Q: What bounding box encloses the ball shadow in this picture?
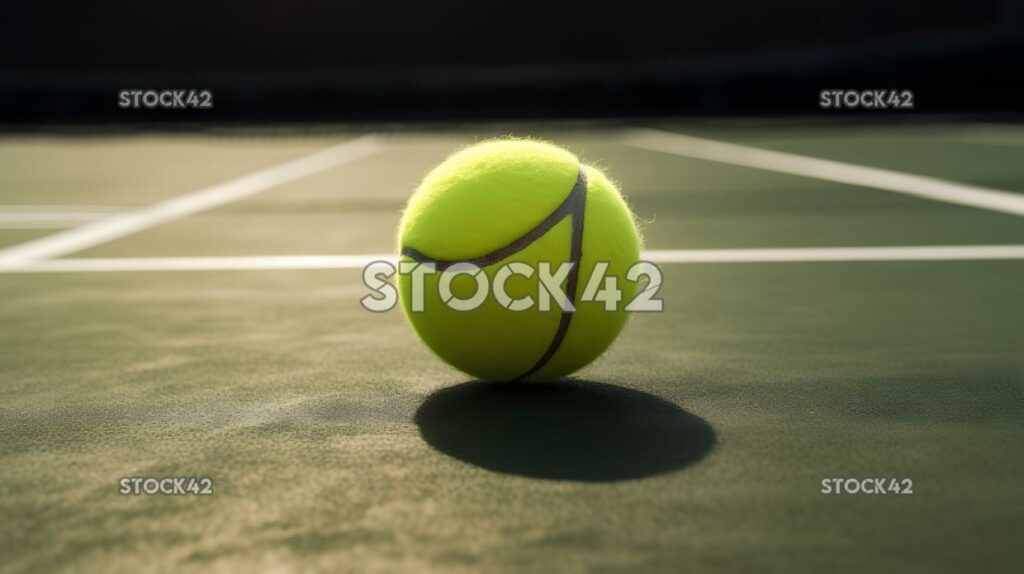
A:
[414,379,716,482]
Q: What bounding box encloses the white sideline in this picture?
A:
[0,135,383,269]
[2,246,1023,273]
[623,128,1024,217]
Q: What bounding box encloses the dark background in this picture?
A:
[0,0,1021,123]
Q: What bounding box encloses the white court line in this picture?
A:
[643,245,1024,263]
[623,128,1024,217]
[0,223,99,230]
[0,135,384,270]
[0,211,124,229]
[0,202,128,209]
[0,205,127,212]
[950,136,1024,148]
[4,255,392,273]
[0,212,121,221]
[3,246,1023,273]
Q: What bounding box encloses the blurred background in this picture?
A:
[0,0,1021,124]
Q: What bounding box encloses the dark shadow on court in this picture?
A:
[415,379,716,482]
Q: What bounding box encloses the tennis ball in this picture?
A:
[397,139,641,381]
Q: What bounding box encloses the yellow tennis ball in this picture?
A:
[397,139,641,381]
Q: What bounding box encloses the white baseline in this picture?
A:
[3,245,1023,273]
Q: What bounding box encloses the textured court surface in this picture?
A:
[1,122,1022,573]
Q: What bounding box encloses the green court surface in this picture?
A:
[0,122,1022,573]
[0,229,55,249]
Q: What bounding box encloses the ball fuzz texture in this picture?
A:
[398,139,641,381]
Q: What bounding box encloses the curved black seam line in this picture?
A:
[401,167,588,381]
[514,168,587,381]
